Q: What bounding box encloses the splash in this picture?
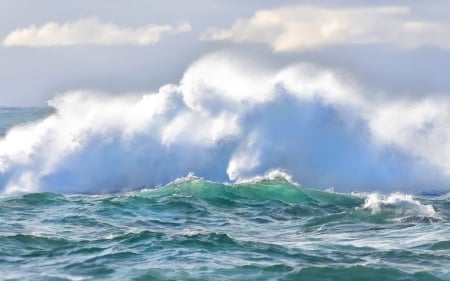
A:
[1,51,450,194]
[362,192,437,219]
[235,169,299,186]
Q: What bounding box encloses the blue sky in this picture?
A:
[1,0,450,193]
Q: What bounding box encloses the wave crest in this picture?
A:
[235,169,299,185]
[362,192,438,220]
[1,52,450,194]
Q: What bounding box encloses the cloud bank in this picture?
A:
[0,51,449,194]
[3,18,191,47]
[203,5,450,51]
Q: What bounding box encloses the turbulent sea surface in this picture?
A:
[1,180,450,281]
[1,108,450,280]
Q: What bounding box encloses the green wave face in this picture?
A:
[1,180,449,281]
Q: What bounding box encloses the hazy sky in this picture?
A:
[0,0,291,106]
[1,0,449,106]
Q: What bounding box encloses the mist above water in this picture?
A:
[1,51,449,194]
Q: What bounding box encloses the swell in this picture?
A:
[141,177,361,205]
[1,180,449,280]
[2,178,445,224]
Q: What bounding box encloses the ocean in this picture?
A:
[0,108,449,280]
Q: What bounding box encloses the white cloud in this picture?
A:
[202,5,450,51]
[3,18,191,47]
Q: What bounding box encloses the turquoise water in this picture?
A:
[1,179,449,280]
[0,108,450,280]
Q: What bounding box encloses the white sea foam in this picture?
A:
[362,192,437,218]
[1,51,450,194]
[236,169,299,186]
[167,172,204,186]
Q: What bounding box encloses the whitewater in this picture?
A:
[0,108,449,281]
[2,52,450,195]
[1,53,450,280]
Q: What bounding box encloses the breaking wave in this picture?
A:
[1,51,450,194]
[361,192,439,222]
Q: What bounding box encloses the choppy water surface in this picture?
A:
[1,179,449,281]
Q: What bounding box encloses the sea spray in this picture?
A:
[2,53,450,194]
[363,192,437,217]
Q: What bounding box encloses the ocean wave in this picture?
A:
[2,178,445,225]
[361,192,439,222]
[1,181,448,281]
[136,177,362,210]
[235,169,299,186]
[1,52,449,194]
[437,192,450,200]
